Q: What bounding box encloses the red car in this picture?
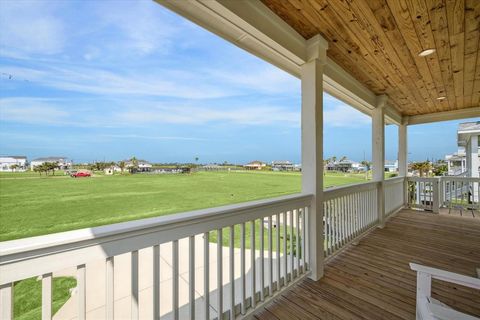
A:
[71,172,91,178]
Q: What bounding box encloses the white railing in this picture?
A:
[407,177,439,212]
[384,177,405,217]
[0,193,312,320]
[323,181,380,258]
[407,176,480,213]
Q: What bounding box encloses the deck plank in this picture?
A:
[254,209,480,319]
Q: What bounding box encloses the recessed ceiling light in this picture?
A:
[437,96,446,100]
[419,49,436,57]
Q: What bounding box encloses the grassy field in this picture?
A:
[14,277,76,320]
[0,170,367,241]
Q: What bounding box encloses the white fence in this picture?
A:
[407,176,480,213]
[0,194,311,320]
[324,181,378,258]
[384,177,405,217]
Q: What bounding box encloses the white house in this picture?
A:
[30,157,71,170]
[271,160,294,171]
[384,160,398,172]
[326,159,363,172]
[0,156,27,172]
[445,121,479,177]
[124,159,153,172]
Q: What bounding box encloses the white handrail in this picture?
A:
[0,193,312,284]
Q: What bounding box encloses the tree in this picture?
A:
[433,161,448,176]
[411,161,432,177]
[9,164,19,172]
[118,161,126,173]
[339,156,347,162]
[129,157,139,173]
[331,156,337,163]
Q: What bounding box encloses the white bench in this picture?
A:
[410,263,480,320]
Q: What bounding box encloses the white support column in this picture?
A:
[398,120,408,207]
[470,135,479,203]
[470,135,479,178]
[372,95,387,227]
[301,34,328,281]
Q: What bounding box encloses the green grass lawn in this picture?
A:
[0,171,366,241]
[14,277,76,320]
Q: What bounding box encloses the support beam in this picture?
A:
[406,107,480,125]
[301,34,328,281]
[398,121,408,206]
[372,95,387,227]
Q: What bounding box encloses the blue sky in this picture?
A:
[0,0,477,164]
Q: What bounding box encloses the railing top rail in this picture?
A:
[0,193,312,257]
[384,176,405,185]
[407,176,480,182]
[324,180,379,201]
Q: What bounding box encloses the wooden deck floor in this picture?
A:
[254,209,480,320]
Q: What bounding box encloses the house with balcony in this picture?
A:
[1,1,479,320]
[446,121,480,177]
[244,160,266,170]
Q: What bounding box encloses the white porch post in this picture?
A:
[372,96,387,227]
[398,121,408,206]
[470,135,479,178]
[301,34,328,281]
[470,135,479,203]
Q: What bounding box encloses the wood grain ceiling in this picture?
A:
[261,0,480,117]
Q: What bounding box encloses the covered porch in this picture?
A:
[1,0,479,320]
[255,209,480,319]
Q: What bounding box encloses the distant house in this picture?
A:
[0,156,27,172]
[244,160,266,170]
[104,166,122,175]
[30,157,71,170]
[124,159,153,172]
[271,160,294,171]
[326,159,363,172]
[384,160,399,172]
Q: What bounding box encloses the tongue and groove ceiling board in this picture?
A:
[261,0,480,117]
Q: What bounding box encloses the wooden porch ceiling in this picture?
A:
[254,210,480,319]
[261,0,480,117]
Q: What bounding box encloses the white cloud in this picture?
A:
[0,97,300,127]
[0,1,65,56]
[0,98,70,125]
[324,104,370,127]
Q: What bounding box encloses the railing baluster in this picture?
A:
[250,220,256,309]
[229,226,235,320]
[77,264,86,320]
[0,283,14,320]
[42,273,52,320]
[106,257,114,320]
[131,250,139,320]
[189,236,195,320]
[153,245,160,320]
[268,215,273,295]
[240,223,246,314]
[289,210,294,279]
[305,206,310,269]
[217,228,223,319]
[301,208,306,272]
[172,241,179,320]
[259,218,265,302]
[295,209,300,276]
[275,213,281,288]
[283,212,288,285]
[204,232,210,320]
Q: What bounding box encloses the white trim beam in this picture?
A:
[407,107,480,125]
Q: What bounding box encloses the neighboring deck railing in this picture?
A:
[0,177,411,320]
[407,176,480,213]
[0,194,312,320]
